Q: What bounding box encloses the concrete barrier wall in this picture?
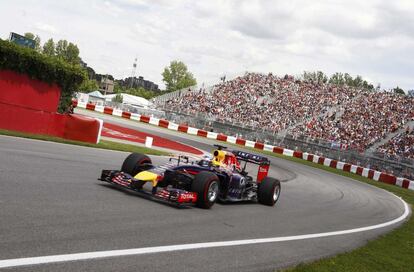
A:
[0,70,102,144]
[0,70,61,112]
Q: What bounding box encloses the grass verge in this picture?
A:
[0,129,169,156]
[257,150,413,272]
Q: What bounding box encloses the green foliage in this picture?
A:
[328,72,346,85]
[162,60,197,92]
[24,32,41,52]
[113,81,123,93]
[128,87,158,99]
[24,32,35,40]
[112,93,123,103]
[302,71,328,84]
[42,38,55,56]
[34,36,41,52]
[329,72,374,90]
[56,40,80,65]
[393,86,405,95]
[55,39,68,57]
[302,71,374,91]
[65,42,80,64]
[78,79,99,93]
[0,39,86,113]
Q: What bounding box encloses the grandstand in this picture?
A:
[377,128,414,159]
[154,72,414,178]
[159,73,362,132]
[290,91,414,150]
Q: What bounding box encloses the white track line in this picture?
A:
[0,195,409,269]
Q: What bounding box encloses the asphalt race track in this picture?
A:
[0,116,409,272]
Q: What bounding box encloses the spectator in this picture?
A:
[377,129,414,159]
[160,72,414,154]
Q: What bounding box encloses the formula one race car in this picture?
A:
[99,145,281,209]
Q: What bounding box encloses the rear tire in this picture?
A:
[191,171,219,209]
[121,153,152,176]
[258,177,281,206]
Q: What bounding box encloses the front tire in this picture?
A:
[121,153,152,176]
[191,171,220,209]
[258,177,281,206]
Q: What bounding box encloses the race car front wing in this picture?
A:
[99,170,198,206]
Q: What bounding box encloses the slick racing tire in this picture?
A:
[121,153,152,176]
[192,171,220,209]
[258,177,281,206]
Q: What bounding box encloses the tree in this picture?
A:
[344,73,353,86]
[353,75,363,88]
[393,86,405,95]
[66,42,80,64]
[78,79,99,93]
[127,87,154,99]
[24,32,35,40]
[302,71,312,82]
[56,39,68,58]
[34,36,41,52]
[113,82,124,93]
[24,32,41,51]
[162,60,197,92]
[362,80,374,91]
[302,71,328,84]
[112,93,123,103]
[55,40,80,64]
[43,38,55,56]
[316,71,328,84]
[329,72,345,85]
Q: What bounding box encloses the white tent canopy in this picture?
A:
[87,90,105,98]
[104,93,153,108]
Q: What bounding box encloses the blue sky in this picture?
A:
[1,0,413,90]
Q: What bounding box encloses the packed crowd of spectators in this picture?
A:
[164,73,361,132]
[161,72,414,155]
[377,128,414,159]
[290,92,414,150]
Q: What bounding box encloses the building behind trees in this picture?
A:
[117,76,159,91]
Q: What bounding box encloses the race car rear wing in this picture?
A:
[231,150,270,166]
[232,150,270,182]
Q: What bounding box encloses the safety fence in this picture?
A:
[158,108,414,180]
